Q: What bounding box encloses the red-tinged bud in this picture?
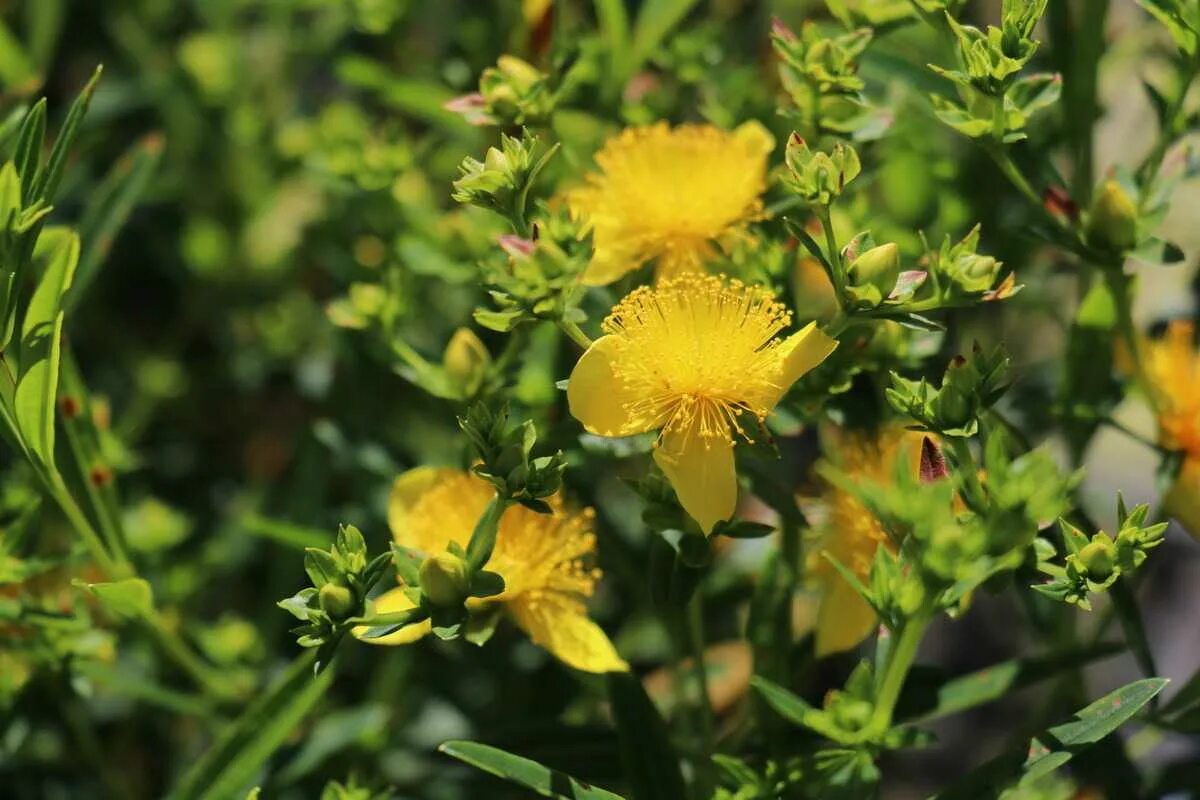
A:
[920,437,949,483]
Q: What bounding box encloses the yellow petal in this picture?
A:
[508,594,628,673]
[352,587,431,646]
[388,466,450,547]
[653,428,736,534]
[567,335,654,437]
[733,120,776,157]
[814,575,878,657]
[765,322,838,407]
[581,244,643,286]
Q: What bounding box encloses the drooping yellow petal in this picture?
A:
[352,587,431,646]
[764,322,838,407]
[508,593,627,673]
[653,427,737,534]
[814,570,878,657]
[567,335,655,437]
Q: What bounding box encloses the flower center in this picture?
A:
[603,274,792,445]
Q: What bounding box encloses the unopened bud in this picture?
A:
[1087,180,1138,253]
[420,551,471,607]
[318,582,356,621]
[845,242,901,308]
[1078,537,1115,580]
[443,328,491,396]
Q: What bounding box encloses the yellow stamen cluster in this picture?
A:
[567,122,773,284]
[806,430,916,581]
[401,471,601,605]
[1145,320,1200,456]
[601,274,793,447]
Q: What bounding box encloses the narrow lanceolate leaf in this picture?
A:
[932,678,1168,800]
[439,741,625,800]
[606,672,686,800]
[15,228,79,468]
[166,651,333,800]
[13,98,47,197]
[750,675,847,742]
[31,64,102,204]
[896,641,1125,723]
[70,132,164,311]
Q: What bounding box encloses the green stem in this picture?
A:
[144,614,242,702]
[1104,269,1155,409]
[465,494,512,572]
[558,318,593,350]
[947,437,987,513]
[1110,578,1159,691]
[685,593,714,748]
[61,412,130,566]
[46,472,125,577]
[865,612,930,738]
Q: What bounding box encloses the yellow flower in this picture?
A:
[356,467,627,673]
[566,122,774,286]
[1144,320,1200,538]
[568,274,837,533]
[804,428,923,657]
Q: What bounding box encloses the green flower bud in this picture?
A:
[420,551,471,607]
[1078,536,1115,580]
[845,242,901,308]
[318,582,356,621]
[831,697,873,731]
[1087,180,1138,253]
[443,328,491,397]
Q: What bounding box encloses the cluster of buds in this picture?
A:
[473,212,589,334]
[278,525,393,670]
[458,402,566,511]
[886,344,1010,437]
[938,1,1046,95]
[842,235,902,310]
[1035,502,1167,609]
[388,538,506,642]
[927,1,1060,142]
[771,19,875,135]
[446,56,555,127]
[780,135,861,205]
[451,132,540,218]
[924,225,1011,300]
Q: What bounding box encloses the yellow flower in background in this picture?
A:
[1144,320,1200,538]
[356,467,627,673]
[566,122,774,286]
[804,428,923,657]
[568,274,837,533]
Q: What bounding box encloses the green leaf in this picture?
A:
[15,228,79,468]
[69,132,163,311]
[78,577,154,620]
[896,641,1124,722]
[13,99,45,198]
[750,675,848,742]
[166,651,334,800]
[606,671,686,800]
[439,740,625,800]
[31,64,101,204]
[932,678,1168,800]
